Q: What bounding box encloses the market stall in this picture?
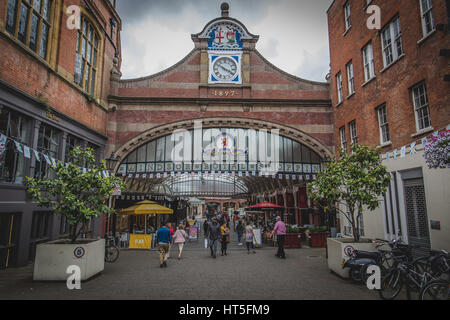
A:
[245,202,284,247]
[119,200,173,249]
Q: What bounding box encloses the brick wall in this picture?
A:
[328,0,450,153]
[0,0,121,135]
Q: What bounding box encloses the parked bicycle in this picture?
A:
[105,235,120,263]
[378,249,449,300]
[419,250,449,300]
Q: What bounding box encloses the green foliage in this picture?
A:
[25,146,126,243]
[307,144,390,242]
[286,225,300,233]
[310,226,328,233]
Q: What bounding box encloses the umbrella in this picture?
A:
[119,200,173,215]
[246,202,284,209]
[119,200,173,232]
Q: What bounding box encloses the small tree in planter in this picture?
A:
[307,144,390,243]
[26,147,126,281]
[25,147,126,244]
[424,129,449,169]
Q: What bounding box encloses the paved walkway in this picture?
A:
[0,222,383,300]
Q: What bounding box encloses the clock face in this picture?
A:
[212,57,238,81]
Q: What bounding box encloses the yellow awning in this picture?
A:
[119,200,173,215]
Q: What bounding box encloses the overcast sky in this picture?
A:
[116,0,333,82]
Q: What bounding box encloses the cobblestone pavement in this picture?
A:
[0,223,386,300]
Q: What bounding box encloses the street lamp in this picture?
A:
[104,152,120,239]
[105,152,120,173]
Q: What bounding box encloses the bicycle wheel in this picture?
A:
[378,269,402,300]
[105,245,120,263]
[420,280,449,300]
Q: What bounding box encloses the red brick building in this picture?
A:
[0,0,121,268]
[327,0,450,252]
[107,4,335,231]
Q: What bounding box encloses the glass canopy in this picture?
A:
[117,127,322,175]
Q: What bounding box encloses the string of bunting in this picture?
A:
[0,133,111,178]
[383,131,440,162]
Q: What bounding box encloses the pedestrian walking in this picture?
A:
[207,218,220,258]
[244,224,257,254]
[167,223,175,258]
[220,222,230,256]
[236,220,244,245]
[173,224,187,259]
[273,216,286,259]
[156,223,172,268]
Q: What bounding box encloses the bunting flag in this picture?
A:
[245,171,249,177]
[421,137,427,146]
[410,142,417,155]
[292,174,296,180]
[252,171,256,176]
[43,154,51,165]
[14,141,23,153]
[393,149,398,160]
[385,152,390,162]
[0,134,7,157]
[51,157,57,168]
[23,146,31,159]
[400,146,406,158]
[33,149,40,162]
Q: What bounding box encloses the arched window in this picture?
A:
[5,0,53,59]
[74,15,99,94]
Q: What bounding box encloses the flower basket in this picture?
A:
[424,130,450,169]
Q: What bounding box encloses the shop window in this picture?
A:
[6,0,53,60]
[35,124,59,179]
[74,16,99,95]
[64,134,83,163]
[0,105,30,184]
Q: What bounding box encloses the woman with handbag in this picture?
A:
[220,222,230,256]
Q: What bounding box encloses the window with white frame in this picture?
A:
[344,2,351,31]
[346,61,354,95]
[336,72,343,104]
[419,0,435,36]
[349,120,357,145]
[339,126,347,152]
[377,104,391,144]
[381,17,403,67]
[412,82,431,131]
[362,43,375,82]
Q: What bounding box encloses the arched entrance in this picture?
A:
[111,118,331,228]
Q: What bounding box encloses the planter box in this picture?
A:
[33,239,105,281]
[311,232,327,248]
[284,233,302,249]
[327,237,376,278]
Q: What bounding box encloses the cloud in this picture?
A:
[117,0,332,81]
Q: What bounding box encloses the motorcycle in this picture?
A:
[342,238,403,283]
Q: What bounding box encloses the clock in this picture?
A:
[209,53,242,84]
[213,57,237,81]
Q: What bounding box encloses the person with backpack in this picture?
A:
[172,224,187,259]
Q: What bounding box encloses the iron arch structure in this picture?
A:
[114,118,330,198]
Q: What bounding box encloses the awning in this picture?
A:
[119,200,173,215]
[246,202,284,209]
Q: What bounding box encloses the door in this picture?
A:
[403,178,431,257]
[0,213,20,269]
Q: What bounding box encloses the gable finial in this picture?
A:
[221,2,229,17]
